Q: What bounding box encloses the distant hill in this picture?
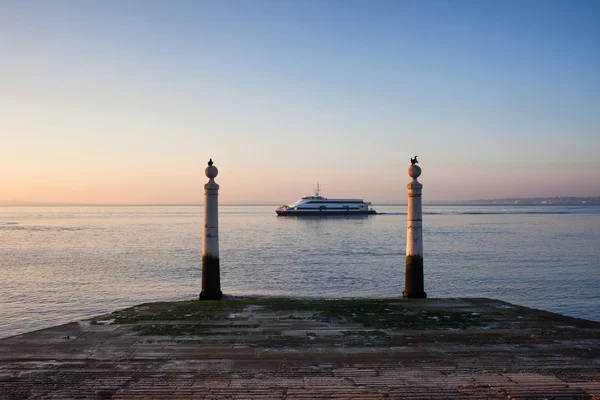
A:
[467,197,600,205]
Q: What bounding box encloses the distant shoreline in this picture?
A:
[1,198,599,207]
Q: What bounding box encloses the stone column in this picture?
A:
[200,159,223,300]
[403,158,427,299]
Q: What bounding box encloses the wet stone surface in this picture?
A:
[1,298,599,399]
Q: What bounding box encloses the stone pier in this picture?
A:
[1,298,599,399]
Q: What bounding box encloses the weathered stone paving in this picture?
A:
[1,298,599,399]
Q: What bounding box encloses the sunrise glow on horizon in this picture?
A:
[2,1,599,205]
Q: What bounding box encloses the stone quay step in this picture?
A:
[1,298,599,399]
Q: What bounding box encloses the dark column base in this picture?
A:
[200,255,222,301]
[199,290,223,300]
[402,290,427,299]
[403,255,427,299]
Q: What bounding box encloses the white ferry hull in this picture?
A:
[276,208,377,216]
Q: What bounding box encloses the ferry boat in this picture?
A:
[275,184,377,216]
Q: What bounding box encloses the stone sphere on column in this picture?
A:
[408,164,422,179]
[205,159,218,179]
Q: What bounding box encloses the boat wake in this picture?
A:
[375,212,406,216]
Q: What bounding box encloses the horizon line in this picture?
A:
[2,200,597,207]
[0,203,410,207]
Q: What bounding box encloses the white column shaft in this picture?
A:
[406,181,423,257]
[203,181,219,257]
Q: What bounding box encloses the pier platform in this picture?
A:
[1,298,599,399]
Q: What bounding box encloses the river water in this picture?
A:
[1,204,599,338]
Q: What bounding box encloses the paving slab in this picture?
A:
[1,297,599,399]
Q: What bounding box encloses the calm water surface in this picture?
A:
[1,205,599,338]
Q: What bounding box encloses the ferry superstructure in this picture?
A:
[275,184,376,216]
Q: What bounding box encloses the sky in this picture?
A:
[1,0,599,204]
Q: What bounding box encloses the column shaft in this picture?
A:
[200,166,223,300]
[404,167,426,299]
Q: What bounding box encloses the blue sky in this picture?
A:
[1,0,599,204]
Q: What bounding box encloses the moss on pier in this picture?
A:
[105,298,488,333]
[106,299,248,324]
